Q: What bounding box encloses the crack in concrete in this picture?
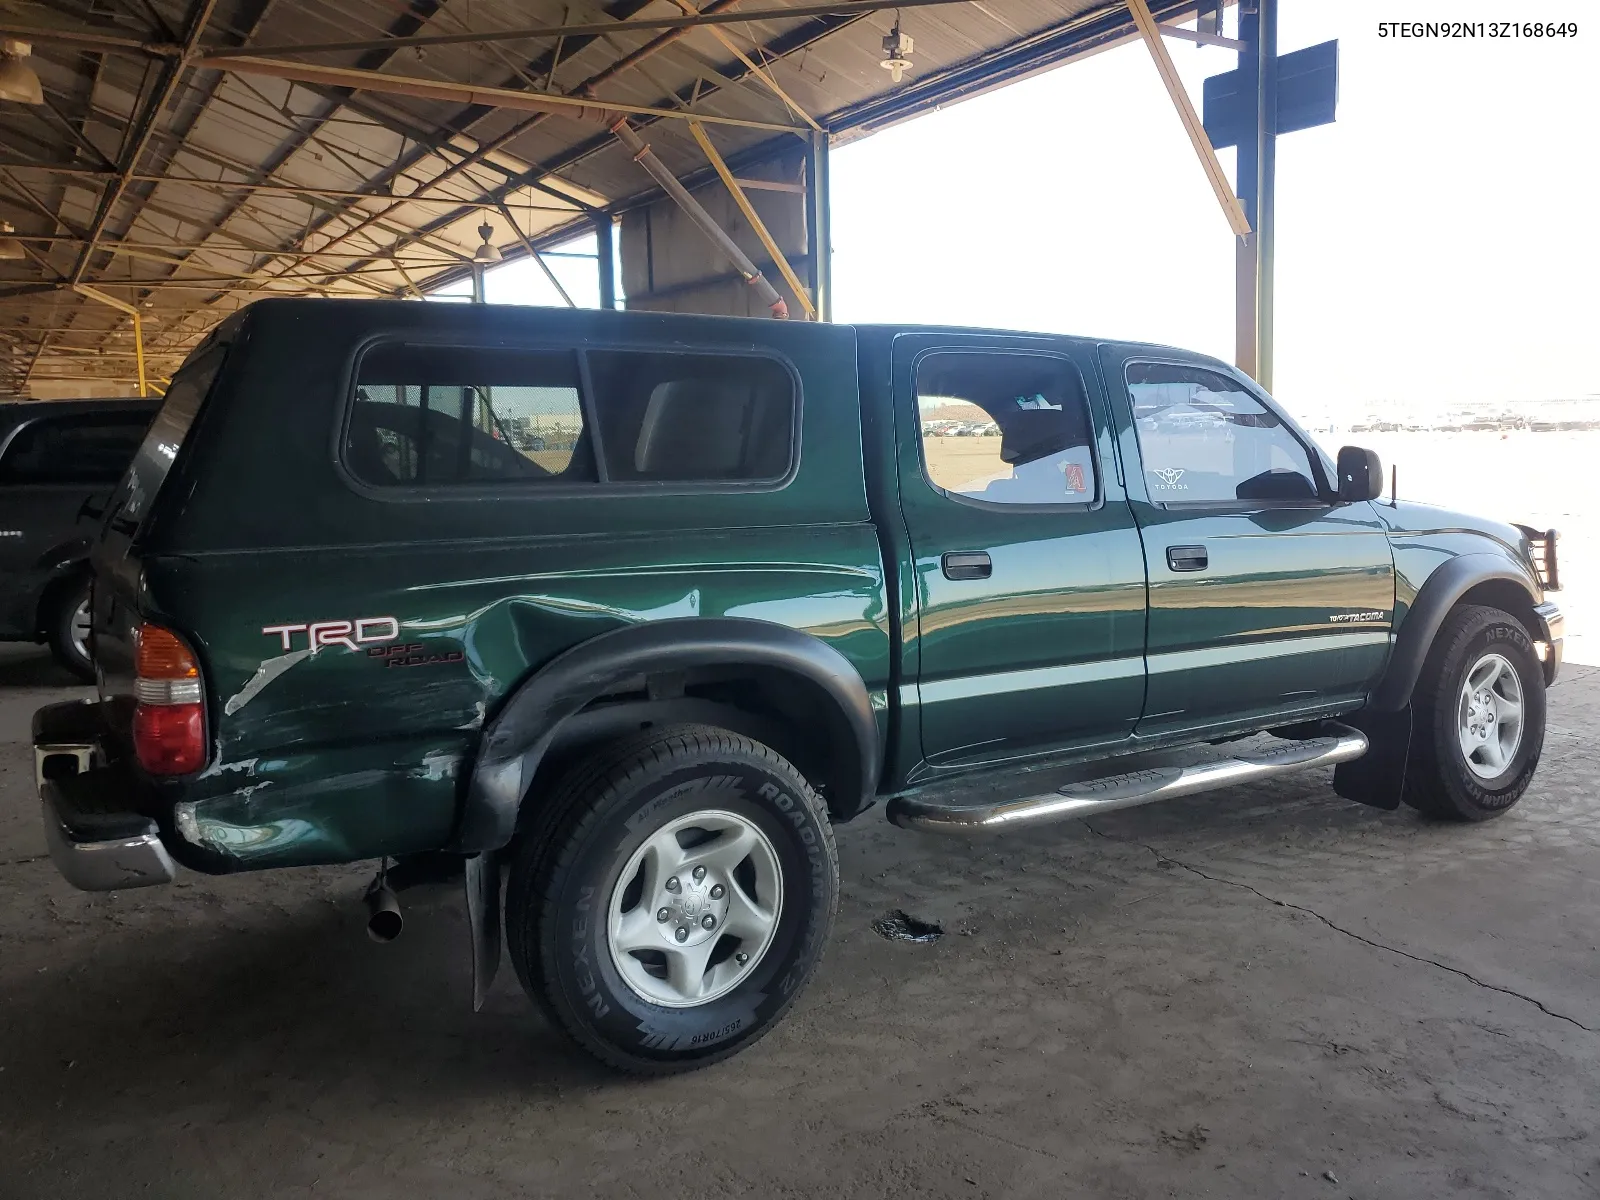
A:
[1081,820,1596,1034]
[0,854,47,869]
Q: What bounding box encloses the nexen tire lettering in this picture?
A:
[573,886,611,1019]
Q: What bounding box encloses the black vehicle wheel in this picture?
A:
[506,724,839,1074]
[1404,604,1546,821]
[46,575,94,682]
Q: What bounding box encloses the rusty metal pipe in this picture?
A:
[611,121,787,318]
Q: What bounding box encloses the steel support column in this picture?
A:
[1234,0,1277,385]
[595,215,616,310]
[805,130,832,322]
[1233,3,1258,378]
[1254,0,1278,390]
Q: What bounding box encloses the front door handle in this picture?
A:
[942,551,993,581]
[1166,545,1208,572]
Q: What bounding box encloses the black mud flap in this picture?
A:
[464,851,501,1011]
[1332,707,1413,811]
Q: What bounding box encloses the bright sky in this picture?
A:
[480,1,1597,415]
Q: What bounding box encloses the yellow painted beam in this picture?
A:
[133,313,148,398]
[689,121,817,320]
[1127,0,1251,237]
[669,0,823,134]
[71,283,149,397]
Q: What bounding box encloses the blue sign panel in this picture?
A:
[1203,39,1339,150]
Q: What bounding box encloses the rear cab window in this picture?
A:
[344,342,797,490]
[349,346,595,487]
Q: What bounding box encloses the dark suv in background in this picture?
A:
[0,397,159,678]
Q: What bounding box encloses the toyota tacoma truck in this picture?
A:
[33,299,1563,1074]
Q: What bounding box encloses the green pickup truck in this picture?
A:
[34,299,1562,1073]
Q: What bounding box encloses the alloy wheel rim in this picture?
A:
[69,598,91,662]
[1457,651,1524,780]
[606,808,783,1008]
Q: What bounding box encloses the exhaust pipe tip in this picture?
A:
[365,883,403,943]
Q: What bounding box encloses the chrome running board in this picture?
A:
[886,726,1369,835]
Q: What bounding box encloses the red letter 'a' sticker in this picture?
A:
[1064,463,1086,493]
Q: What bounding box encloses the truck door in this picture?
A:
[1098,345,1395,736]
[893,334,1147,770]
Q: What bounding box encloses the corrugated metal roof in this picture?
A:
[0,0,1209,396]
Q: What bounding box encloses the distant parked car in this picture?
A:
[0,397,159,678]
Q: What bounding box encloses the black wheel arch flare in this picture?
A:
[1369,552,1543,713]
[451,617,880,852]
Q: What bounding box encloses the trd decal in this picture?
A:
[262,616,400,652]
[367,642,465,669]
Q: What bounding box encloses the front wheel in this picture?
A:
[1405,604,1546,821]
[506,725,839,1074]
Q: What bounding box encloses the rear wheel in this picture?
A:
[1404,604,1545,820]
[46,575,94,682]
[506,725,839,1074]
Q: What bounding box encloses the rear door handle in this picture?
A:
[1166,545,1208,572]
[941,551,992,581]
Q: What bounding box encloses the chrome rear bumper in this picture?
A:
[34,700,174,892]
[40,779,175,891]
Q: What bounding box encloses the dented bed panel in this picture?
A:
[139,527,887,869]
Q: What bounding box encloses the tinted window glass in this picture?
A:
[915,352,1097,505]
[1127,363,1319,504]
[0,412,152,486]
[586,350,795,483]
[113,345,225,530]
[348,345,595,487]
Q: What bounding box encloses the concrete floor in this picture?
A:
[2,643,1598,1199]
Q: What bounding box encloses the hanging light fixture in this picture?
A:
[473,222,502,263]
[879,17,914,84]
[0,221,24,260]
[0,40,44,106]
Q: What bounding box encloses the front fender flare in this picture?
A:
[451,617,880,853]
[1368,552,1538,712]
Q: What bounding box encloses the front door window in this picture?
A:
[1127,362,1320,505]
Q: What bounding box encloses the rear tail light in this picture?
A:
[133,623,206,775]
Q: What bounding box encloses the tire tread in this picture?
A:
[504,723,837,1074]
[1403,604,1542,821]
